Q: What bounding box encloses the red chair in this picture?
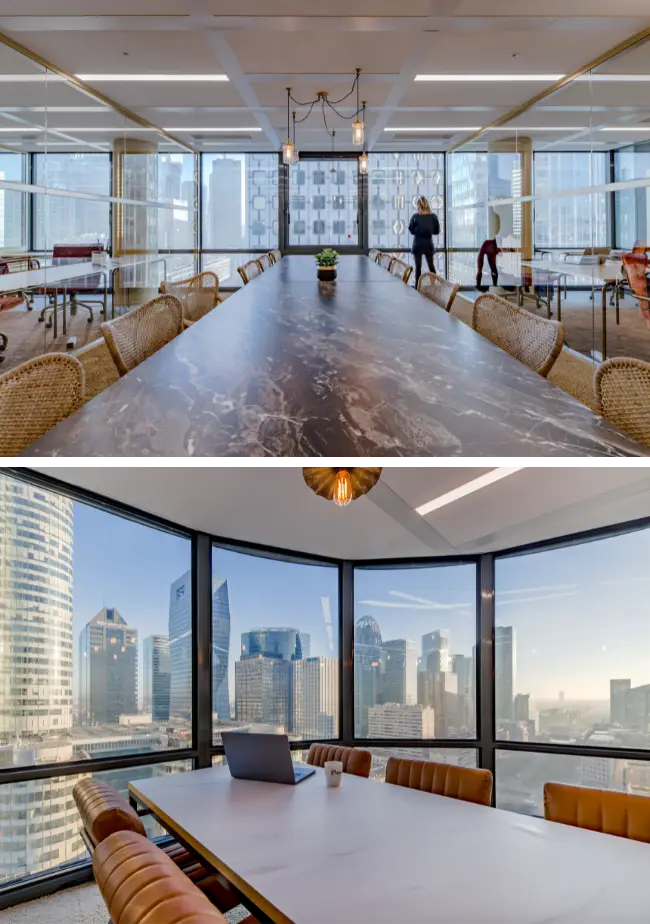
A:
[37,244,108,330]
[622,253,650,324]
[0,256,41,361]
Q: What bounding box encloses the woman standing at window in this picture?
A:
[408,197,440,286]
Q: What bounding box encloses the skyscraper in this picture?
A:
[241,628,310,662]
[235,655,290,728]
[142,635,171,722]
[495,626,515,723]
[380,639,417,705]
[207,157,243,248]
[169,572,231,721]
[78,607,138,724]
[368,703,435,738]
[421,630,451,674]
[354,616,383,737]
[291,657,339,738]
[452,653,474,730]
[513,693,530,722]
[610,679,632,726]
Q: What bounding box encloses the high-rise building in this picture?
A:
[421,630,451,674]
[207,157,244,248]
[169,572,231,720]
[78,607,138,724]
[235,655,290,728]
[291,657,339,738]
[624,683,650,733]
[241,628,310,662]
[610,679,632,726]
[513,693,530,723]
[0,475,82,881]
[142,635,171,722]
[0,475,74,736]
[380,639,417,705]
[354,616,383,737]
[495,626,515,723]
[452,653,474,731]
[368,703,435,738]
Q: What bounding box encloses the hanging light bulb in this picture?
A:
[359,151,368,175]
[352,119,364,146]
[291,110,299,165]
[333,470,353,507]
[283,87,296,165]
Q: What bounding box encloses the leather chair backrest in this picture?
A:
[73,778,146,845]
[544,782,650,843]
[93,830,227,924]
[306,744,372,778]
[385,757,493,807]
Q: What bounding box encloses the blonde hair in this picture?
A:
[416,197,431,214]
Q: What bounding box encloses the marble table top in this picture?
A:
[24,255,645,457]
[130,766,650,924]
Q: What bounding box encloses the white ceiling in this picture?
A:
[0,1,648,153]
[28,466,650,560]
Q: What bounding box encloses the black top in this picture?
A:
[23,256,644,458]
[408,213,440,254]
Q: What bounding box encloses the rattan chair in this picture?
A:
[101,294,183,377]
[368,249,380,263]
[417,272,459,311]
[161,271,222,328]
[594,356,650,448]
[237,259,264,285]
[472,292,564,378]
[0,353,85,456]
[270,249,282,264]
[377,252,393,271]
[389,257,413,284]
[257,253,273,272]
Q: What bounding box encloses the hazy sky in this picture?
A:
[71,499,650,705]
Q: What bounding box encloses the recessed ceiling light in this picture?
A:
[162,127,263,132]
[384,127,481,132]
[598,126,650,132]
[415,468,523,517]
[0,127,41,132]
[577,74,650,82]
[75,74,229,82]
[415,74,563,82]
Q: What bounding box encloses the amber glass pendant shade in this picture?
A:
[303,468,382,506]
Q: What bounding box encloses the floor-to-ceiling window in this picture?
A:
[33,153,111,251]
[534,152,609,250]
[0,154,27,252]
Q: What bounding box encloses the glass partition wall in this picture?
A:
[4,467,650,905]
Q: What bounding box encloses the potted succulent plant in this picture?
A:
[315,248,339,281]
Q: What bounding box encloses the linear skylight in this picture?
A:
[598,126,650,132]
[415,74,563,82]
[415,469,523,517]
[76,74,229,82]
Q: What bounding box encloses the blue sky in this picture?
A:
[71,500,650,704]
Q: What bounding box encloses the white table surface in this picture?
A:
[523,259,622,284]
[0,260,108,294]
[130,766,650,924]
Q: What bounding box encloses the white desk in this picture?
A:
[130,767,650,924]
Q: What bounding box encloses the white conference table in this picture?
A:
[130,766,650,924]
[523,259,623,359]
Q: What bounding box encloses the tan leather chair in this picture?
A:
[101,295,183,377]
[472,292,564,378]
[307,744,372,779]
[93,830,228,924]
[544,782,650,843]
[73,778,146,845]
[385,757,493,807]
[377,253,393,271]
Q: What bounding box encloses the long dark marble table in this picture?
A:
[24,255,647,456]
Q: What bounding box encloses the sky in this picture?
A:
[70,499,650,706]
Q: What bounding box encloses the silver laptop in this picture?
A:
[221,731,315,785]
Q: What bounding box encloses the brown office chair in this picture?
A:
[594,356,650,448]
[237,259,264,285]
[417,272,460,312]
[269,249,282,264]
[257,253,273,272]
[622,253,650,322]
[0,353,84,456]
[161,272,222,328]
[544,782,650,844]
[101,294,183,377]
[307,744,372,779]
[472,293,564,377]
[385,757,493,807]
[388,258,413,284]
[93,831,229,924]
[377,253,393,271]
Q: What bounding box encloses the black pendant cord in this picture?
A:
[327,69,360,105]
[294,99,318,124]
[288,69,361,114]
[324,99,362,121]
[286,87,291,139]
[321,98,336,138]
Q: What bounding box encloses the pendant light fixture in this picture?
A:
[352,70,364,146]
[303,468,382,507]
[358,101,368,175]
[282,87,296,165]
[291,110,299,164]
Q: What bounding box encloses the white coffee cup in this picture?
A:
[324,760,343,788]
